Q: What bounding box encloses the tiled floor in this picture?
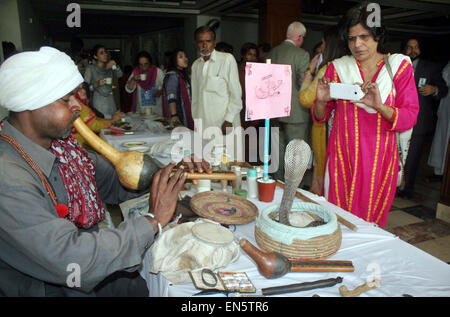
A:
[383,136,450,264]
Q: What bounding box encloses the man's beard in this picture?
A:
[200,50,211,57]
[60,112,80,139]
[409,53,419,61]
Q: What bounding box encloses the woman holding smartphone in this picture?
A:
[312,2,419,227]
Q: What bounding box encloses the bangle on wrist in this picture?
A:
[142,213,162,238]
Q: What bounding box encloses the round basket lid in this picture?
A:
[192,222,234,245]
[190,191,258,225]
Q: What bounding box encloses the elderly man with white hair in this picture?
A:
[266,21,310,182]
[0,47,194,296]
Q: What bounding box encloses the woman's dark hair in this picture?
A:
[240,42,258,62]
[194,25,216,41]
[70,37,84,55]
[338,1,387,54]
[400,36,423,53]
[319,27,347,69]
[257,42,271,54]
[312,42,323,55]
[215,42,234,54]
[166,49,190,83]
[134,51,153,67]
[91,44,105,58]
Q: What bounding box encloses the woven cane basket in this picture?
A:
[254,202,342,260]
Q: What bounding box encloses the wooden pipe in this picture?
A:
[169,170,236,181]
[73,118,155,191]
[240,238,354,279]
[276,180,358,232]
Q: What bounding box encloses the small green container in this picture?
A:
[234,188,248,198]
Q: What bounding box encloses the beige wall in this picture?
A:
[221,19,258,61]
[17,0,48,51]
[0,0,22,54]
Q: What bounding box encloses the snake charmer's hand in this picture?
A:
[148,162,187,229]
[178,154,212,185]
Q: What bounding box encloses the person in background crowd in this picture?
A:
[311,40,326,73]
[70,37,84,64]
[118,65,133,113]
[191,26,243,160]
[84,44,123,119]
[299,27,346,195]
[267,21,310,182]
[238,42,263,164]
[215,42,234,56]
[125,51,164,116]
[397,37,448,198]
[72,85,124,149]
[312,2,419,227]
[2,42,18,61]
[76,53,90,77]
[162,49,194,130]
[160,50,173,73]
[257,42,271,63]
[427,60,450,181]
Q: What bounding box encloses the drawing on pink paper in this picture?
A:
[245,62,292,121]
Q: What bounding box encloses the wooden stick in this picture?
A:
[290,260,355,273]
[170,170,236,181]
[339,280,380,297]
[275,180,358,232]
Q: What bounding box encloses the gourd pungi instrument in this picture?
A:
[73,118,235,190]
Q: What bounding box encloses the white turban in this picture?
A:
[0,46,83,112]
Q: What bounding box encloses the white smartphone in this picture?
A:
[329,83,364,101]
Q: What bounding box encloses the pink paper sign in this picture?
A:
[245,62,292,121]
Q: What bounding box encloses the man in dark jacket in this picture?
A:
[398,37,448,198]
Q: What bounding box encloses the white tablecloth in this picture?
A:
[140,185,450,297]
[100,117,170,151]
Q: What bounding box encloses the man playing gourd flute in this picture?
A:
[0,47,209,296]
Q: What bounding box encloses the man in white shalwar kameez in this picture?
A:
[191,26,243,162]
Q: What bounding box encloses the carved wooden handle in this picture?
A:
[339,280,380,297]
